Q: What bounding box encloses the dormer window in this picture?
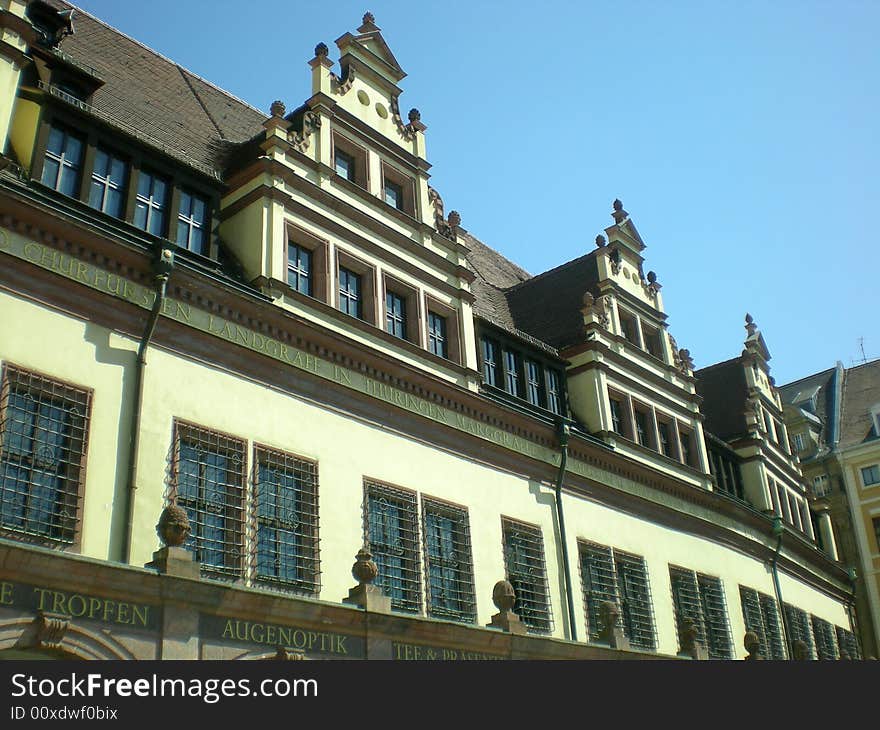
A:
[134,170,168,237]
[88,148,127,218]
[176,190,209,255]
[41,124,83,197]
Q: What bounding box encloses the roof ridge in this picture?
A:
[65,2,266,119]
[177,64,225,139]
[845,357,880,373]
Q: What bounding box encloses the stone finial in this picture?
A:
[647,271,657,284]
[487,580,526,634]
[343,547,390,612]
[363,11,375,25]
[745,312,757,337]
[792,639,811,660]
[595,234,606,248]
[314,42,329,58]
[351,547,379,585]
[358,12,379,31]
[156,503,191,547]
[408,108,421,123]
[447,210,461,228]
[613,198,623,212]
[612,198,628,224]
[743,631,763,660]
[270,100,286,118]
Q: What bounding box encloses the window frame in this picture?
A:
[39,122,85,198]
[380,161,416,217]
[669,565,733,659]
[382,273,421,345]
[88,145,128,218]
[175,188,210,256]
[335,249,377,325]
[424,295,461,365]
[331,131,369,190]
[861,464,880,488]
[285,223,329,303]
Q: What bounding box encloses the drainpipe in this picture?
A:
[769,515,793,658]
[846,567,862,658]
[121,244,175,564]
[554,420,577,642]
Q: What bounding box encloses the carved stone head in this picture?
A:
[156,504,191,547]
[743,630,761,658]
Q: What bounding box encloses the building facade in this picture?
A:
[0,0,859,660]
[780,360,880,657]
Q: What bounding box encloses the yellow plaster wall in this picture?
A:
[0,290,133,561]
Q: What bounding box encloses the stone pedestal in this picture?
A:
[487,609,527,635]
[146,546,200,579]
[343,583,391,613]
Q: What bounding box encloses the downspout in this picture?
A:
[554,421,577,642]
[846,567,862,658]
[769,516,793,658]
[121,244,175,564]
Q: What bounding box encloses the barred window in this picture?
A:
[422,498,476,623]
[579,541,656,650]
[252,446,319,595]
[783,603,816,659]
[811,615,839,660]
[501,518,553,634]
[364,482,421,614]
[172,422,245,579]
[0,365,91,546]
[669,566,732,659]
[739,586,786,659]
[836,626,860,659]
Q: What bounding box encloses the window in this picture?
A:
[384,179,403,210]
[88,148,127,218]
[861,464,880,487]
[836,626,860,659]
[0,365,91,546]
[579,542,656,650]
[783,603,816,659]
[873,517,880,552]
[546,370,563,415]
[335,149,355,180]
[364,482,421,613]
[609,394,625,436]
[633,405,653,449]
[525,360,543,407]
[762,409,777,442]
[385,291,407,339]
[133,170,168,237]
[618,309,640,346]
[41,124,84,197]
[338,267,362,319]
[679,428,694,466]
[669,566,732,659]
[642,324,664,360]
[176,190,209,255]
[427,312,447,358]
[422,498,476,623]
[812,474,830,497]
[481,337,499,387]
[287,243,312,296]
[793,432,806,452]
[172,422,245,578]
[811,615,839,660]
[501,518,553,633]
[657,420,673,458]
[708,446,744,500]
[503,349,521,397]
[253,446,319,594]
[739,587,786,659]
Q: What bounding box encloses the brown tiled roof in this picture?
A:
[461,230,529,332]
[45,1,266,177]
[694,358,749,440]
[839,359,880,450]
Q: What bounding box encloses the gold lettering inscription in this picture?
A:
[29,587,149,627]
[0,582,12,605]
[218,619,347,654]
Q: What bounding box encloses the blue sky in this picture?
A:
[72,1,879,384]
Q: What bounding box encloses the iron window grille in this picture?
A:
[428,312,447,358]
[364,482,421,614]
[172,422,246,579]
[739,586,787,659]
[525,360,543,407]
[88,148,127,218]
[783,603,816,659]
[338,267,362,319]
[176,190,209,256]
[421,498,476,623]
[133,170,168,237]
[0,365,91,546]
[836,626,860,659]
[287,243,312,296]
[481,337,498,387]
[579,541,657,650]
[386,291,407,339]
[41,124,84,197]
[501,518,553,634]
[669,566,733,659]
[251,446,320,596]
[810,615,839,660]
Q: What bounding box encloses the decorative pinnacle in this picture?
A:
[745,312,757,336]
[351,547,378,585]
[269,100,286,118]
[611,198,628,224]
[492,580,516,612]
[613,198,623,212]
[647,271,657,284]
[362,11,376,25]
[314,42,329,58]
[408,108,421,123]
[595,234,606,248]
[156,503,190,548]
[447,210,461,227]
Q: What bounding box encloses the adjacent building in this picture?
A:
[0,0,859,660]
